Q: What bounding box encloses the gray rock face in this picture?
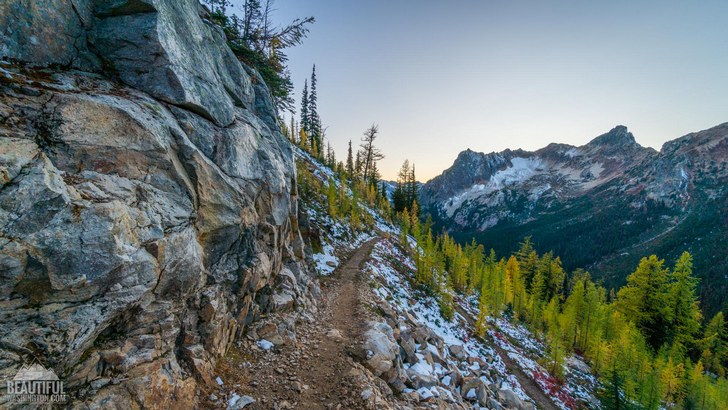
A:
[0,1,312,408]
[0,0,99,69]
[1,0,254,127]
[90,0,254,126]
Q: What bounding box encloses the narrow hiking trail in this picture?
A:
[215,237,559,409]
[294,237,380,408]
[215,238,381,410]
[453,304,559,410]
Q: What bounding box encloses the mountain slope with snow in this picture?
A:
[420,124,728,315]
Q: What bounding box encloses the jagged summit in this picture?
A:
[420,122,728,314]
[586,125,637,147]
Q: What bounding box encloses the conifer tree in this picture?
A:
[327,178,337,218]
[516,237,539,290]
[617,255,671,349]
[407,163,418,210]
[300,79,309,133]
[345,140,355,180]
[667,252,702,352]
[702,311,727,376]
[475,291,489,337]
[308,65,321,155]
[298,128,308,150]
[359,124,384,185]
[504,256,521,311]
[600,364,629,410]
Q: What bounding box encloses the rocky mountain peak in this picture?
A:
[586,125,638,148]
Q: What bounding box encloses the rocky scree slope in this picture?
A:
[420,125,728,314]
[0,0,316,408]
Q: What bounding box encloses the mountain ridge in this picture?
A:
[420,123,728,315]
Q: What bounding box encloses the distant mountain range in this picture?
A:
[420,124,728,315]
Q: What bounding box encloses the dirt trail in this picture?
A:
[294,237,380,408]
[216,238,380,409]
[453,304,559,410]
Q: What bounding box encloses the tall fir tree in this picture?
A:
[300,79,309,135]
[408,163,418,210]
[308,65,321,155]
[345,140,355,180]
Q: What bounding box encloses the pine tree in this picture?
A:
[407,163,418,210]
[298,128,309,150]
[393,160,410,212]
[516,237,539,290]
[600,364,628,410]
[504,256,521,312]
[475,291,489,337]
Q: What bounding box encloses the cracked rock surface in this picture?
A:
[0,1,314,408]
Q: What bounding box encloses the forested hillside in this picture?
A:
[420,125,728,317]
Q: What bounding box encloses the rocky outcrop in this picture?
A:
[0,1,314,408]
[91,0,254,127]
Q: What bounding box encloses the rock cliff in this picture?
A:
[0,0,315,407]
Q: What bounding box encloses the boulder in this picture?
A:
[360,321,400,376]
[448,344,469,362]
[461,376,489,407]
[400,332,418,365]
[498,389,536,410]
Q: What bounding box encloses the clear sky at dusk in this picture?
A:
[233,0,728,181]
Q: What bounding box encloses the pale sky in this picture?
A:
[233,1,728,181]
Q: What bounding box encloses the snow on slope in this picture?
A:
[444,157,543,217]
[364,238,533,405]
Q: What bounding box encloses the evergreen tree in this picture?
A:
[392,160,410,212]
[298,128,309,150]
[300,79,309,133]
[516,237,539,290]
[327,178,337,218]
[345,140,355,180]
[308,65,321,155]
[204,0,314,111]
[407,163,418,209]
